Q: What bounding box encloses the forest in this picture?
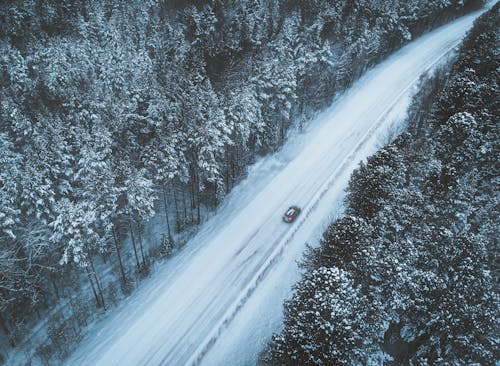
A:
[0,0,485,363]
[264,4,499,365]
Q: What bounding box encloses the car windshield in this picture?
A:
[286,208,295,216]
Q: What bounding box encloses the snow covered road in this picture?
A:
[66,8,486,366]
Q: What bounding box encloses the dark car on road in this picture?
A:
[283,206,301,223]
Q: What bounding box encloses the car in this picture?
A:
[283,206,301,223]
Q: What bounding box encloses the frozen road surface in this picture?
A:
[66,8,487,366]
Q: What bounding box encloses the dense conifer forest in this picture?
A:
[0,0,486,363]
[264,4,499,365]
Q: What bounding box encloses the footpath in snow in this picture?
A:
[65,7,488,366]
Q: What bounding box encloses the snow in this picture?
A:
[64,8,486,366]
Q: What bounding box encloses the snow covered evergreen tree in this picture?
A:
[267,267,387,366]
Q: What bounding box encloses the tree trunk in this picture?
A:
[191,168,201,224]
[89,256,106,311]
[190,173,196,210]
[85,265,100,308]
[135,219,146,267]
[172,181,181,232]
[128,216,141,270]
[112,227,127,286]
[189,183,195,224]
[196,185,201,225]
[182,187,188,225]
[162,183,172,240]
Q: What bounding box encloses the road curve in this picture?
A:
[66,8,487,366]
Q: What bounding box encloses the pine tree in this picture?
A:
[266,267,386,366]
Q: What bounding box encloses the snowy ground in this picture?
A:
[64,8,487,366]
